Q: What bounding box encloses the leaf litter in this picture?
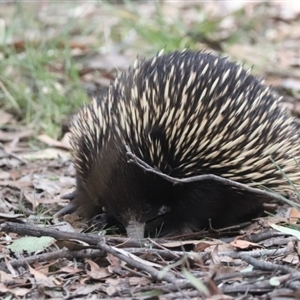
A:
[1,1,300,299]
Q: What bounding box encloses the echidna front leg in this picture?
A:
[54,191,77,217]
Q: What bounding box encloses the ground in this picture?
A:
[1,1,300,299]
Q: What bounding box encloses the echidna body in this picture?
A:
[70,50,300,238]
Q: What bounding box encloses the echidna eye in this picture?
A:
[142,204,151,214]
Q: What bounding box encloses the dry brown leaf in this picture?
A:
[105,278,124,286]
[230,239,263,250]
[0,110,16,125]
[0,129,34,142]
[8,287,30,297]
[32,197,68,205]
[62,214,89,231]
[61,132,71,148]
[0,270,14,282]
[85,260,111,280]
[256,215,287,227]
[204,242,233,253]
[288,207,300,224]
[129,276,151,286]
[28,265,48,279]
[0,180,33,188]
[107,252,122,268]
[28,265,61,287]
[0,171,10,180]
[84,53,130,72]
[32,261,50,275]
[107,252,124,275]
[37,133,70,150]
[194,242,214,252]
[58,266,83,274]
[57,239,90,251]
[105,285,117,297]
[67,282,106,296]
[0,283,9,294]
[214,256,235,264]
[282,254,299,265]
[209,263,241,278]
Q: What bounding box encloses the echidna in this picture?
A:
[64,50,300,238]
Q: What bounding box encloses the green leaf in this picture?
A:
[270,224,300,240]
[269,276,280,286]
[7,236,56,254]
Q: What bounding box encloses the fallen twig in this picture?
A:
[125,145,295,206]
